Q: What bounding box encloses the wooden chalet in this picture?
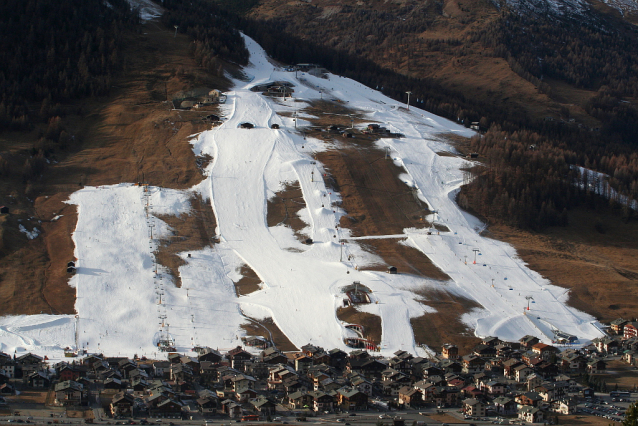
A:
[197,396,218,417]
[27,371,50,388]
[398,386,422,407]
[226,347,252,371]
[337,387,368,411]
[54,380,86,406]
[110,392,135,417]
[250,396,276,415]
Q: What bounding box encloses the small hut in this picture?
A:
[202,114,220,122]
[387,266,397,274]
[239,122,254,129]
[271,123,280,129]
[203,89,221,104]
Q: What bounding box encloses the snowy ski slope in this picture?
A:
[0,35,603,361]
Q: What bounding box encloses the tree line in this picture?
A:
[459,126,637,230]
[0,0,139,131]
[158,0,249,74]
[0,0,249,132]
[474,11,638,98]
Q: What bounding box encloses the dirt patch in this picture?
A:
[0,189,78,315]
[336,306,382,345]
[0,223,61,315]
[10,389,48,405]
[66,409,94,419]
[266,181,309,241]
[432,223,450,233]
[411,288,482,354]
[302,99,368,128]
[356,238,450,280]
[486,207,638,324]
[154,194,217,288]
[233,264,262,296]
[318,146,427,235]
[594,359,638,391]
[36,194,79,315]
[425,412,469,424]
[241,316,298,352]
[556,414,622,425]
[439,132,475,160]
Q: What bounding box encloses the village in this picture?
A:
[0,318,636,426]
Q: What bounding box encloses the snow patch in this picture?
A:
[19,224,40,239]
[126,0,163,21]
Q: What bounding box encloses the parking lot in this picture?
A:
[578,396,630,424]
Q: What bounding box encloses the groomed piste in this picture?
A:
[0,35,604,361]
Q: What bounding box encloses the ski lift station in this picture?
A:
[342,281,372,306]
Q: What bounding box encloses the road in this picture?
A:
[0,408,489,426]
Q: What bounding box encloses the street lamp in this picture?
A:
[405,91,412,110]
[174,25,179,38]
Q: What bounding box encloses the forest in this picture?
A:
[0,0,249,187]
[458,127,636,230]
[477,11,638,98]
[0,0,248,132]
[158,0,249,74]
[0,0,138,131]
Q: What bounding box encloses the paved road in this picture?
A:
[2,408,476,426]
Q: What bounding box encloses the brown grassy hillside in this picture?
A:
[247,0,603,127]
[487,208,638,324]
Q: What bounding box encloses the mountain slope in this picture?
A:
[0,33,606,360]
[244,0,638,135]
